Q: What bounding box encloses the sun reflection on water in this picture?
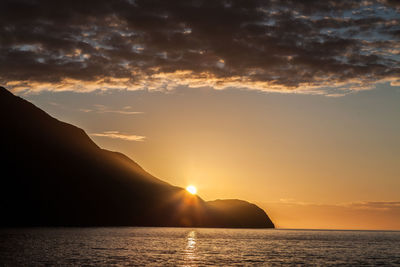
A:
[183,230,197,265]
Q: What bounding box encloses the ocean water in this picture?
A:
[0,228,399,266]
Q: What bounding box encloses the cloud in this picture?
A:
[1,0,399,94]
[274,199,400,211]
[341,201,400,211]
[90,131,146,141]
[80,104,143,115]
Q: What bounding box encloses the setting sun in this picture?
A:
[186,185,197,195]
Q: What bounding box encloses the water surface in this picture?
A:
[1,228,399,266]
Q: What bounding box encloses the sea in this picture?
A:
[0,227,399,266]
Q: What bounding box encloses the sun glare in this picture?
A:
[186,185,197,195]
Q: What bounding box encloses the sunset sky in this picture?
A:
[1,0,399,230]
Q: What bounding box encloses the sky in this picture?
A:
[1,0,400,230]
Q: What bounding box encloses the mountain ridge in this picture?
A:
[0,86,274,228]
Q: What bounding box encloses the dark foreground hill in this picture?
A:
[0,86,274,228]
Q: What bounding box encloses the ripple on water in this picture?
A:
[0,228,400,266]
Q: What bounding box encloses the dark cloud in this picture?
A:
[0,0,399,93]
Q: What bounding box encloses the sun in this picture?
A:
[186,185,197,195]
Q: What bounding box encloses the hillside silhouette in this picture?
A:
[0,86,274,228]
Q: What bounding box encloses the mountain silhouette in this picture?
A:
[0,86,274,228]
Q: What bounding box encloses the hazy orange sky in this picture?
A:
[20,83,400,230]
[2,0,400,229]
